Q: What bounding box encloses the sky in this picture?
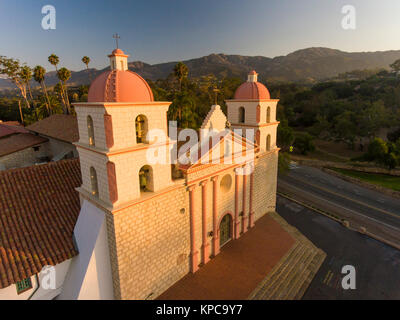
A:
[1,0,400,71]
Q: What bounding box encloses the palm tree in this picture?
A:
[48,54,60,71]
[173,62,189,91]
[48,54,67,111]
[57,67,71,114]
[33,65,52,115]
[82,56,91,82]
[20,66,33,101]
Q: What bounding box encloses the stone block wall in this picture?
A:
[106,186,189,300]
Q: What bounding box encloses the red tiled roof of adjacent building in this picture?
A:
[0,158,82,289]
[26,114,79,143]
[0,133,48,157]
[0,123,28,139]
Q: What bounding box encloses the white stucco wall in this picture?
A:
[58,200,114,300]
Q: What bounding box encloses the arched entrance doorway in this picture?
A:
[219,214,232,248]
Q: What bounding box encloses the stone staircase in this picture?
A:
[248,212,326,300]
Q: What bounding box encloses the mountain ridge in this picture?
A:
[1,47,400,90]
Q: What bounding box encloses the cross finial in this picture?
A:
[113,33,120,49]
[213,88,220,105]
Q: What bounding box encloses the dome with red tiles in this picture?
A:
[111,48,125,55]
[234,70,270,100]
[87,49,154,103]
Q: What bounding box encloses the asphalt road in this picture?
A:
[278,165,400,234]
[277,195,400,299]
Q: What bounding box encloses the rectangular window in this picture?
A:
[16,278,32,294]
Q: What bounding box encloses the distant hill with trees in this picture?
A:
[2,47,400,90]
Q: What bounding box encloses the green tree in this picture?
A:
[390,59,400,73]
[384,152,397,170]
[293,133,315,155]
[278,152,291,175]
[20,66,33,101]
[57,67,72,114]
[82,56,91,81]
[173,62,189,91]
[334,111,357,148]
[0,56,31,109]
[277,121,294,150]
[366,138,388,165]
[48,54,67,111]
[33,65,52,115]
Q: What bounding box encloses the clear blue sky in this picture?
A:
[1,0,399,71]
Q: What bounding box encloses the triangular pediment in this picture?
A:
[179,129,258,169]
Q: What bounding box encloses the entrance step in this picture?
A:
[248,212,326,300]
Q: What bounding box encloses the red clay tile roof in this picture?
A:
[26,115,79,143]
[0,159,82,289]
[0,133,48,157]
[0,123,28,139]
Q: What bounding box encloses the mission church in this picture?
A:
[67,47,280,299]
[0,47,323,300]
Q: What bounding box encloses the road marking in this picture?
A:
[285,175,400,221]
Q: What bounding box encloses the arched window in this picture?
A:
[139,165,153,192]
[239,107,245,123]
[87,115,95,146]
[266,107,271,123]
[266,134,271,151]
[90,167,99,198]
[135,115,148,144]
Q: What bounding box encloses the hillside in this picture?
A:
[2,47,400,90]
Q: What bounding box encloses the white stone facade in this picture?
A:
[73,77,280,300]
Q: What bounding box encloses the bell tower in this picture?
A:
[74,48,173,209]
[226,70,279,153]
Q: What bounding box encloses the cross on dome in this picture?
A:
[113,33,120,49]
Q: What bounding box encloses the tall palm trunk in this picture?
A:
[41,82,51,115]
[43,81,52,115]
[63,81,71,114]
[55,65,67,114]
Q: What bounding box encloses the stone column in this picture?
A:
[188,184,199,273]
[249,162,255,228]
[200,179,210,264]
[242,165,248,234]
[211,175,219,256]
[234,167,241,239]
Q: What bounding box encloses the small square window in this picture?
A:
[16,277,32,294]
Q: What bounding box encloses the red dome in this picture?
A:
[234,70,270,100]
[88,70,154,103]
[112,48,124,54]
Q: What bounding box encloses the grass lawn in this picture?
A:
[331,168,400,192]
